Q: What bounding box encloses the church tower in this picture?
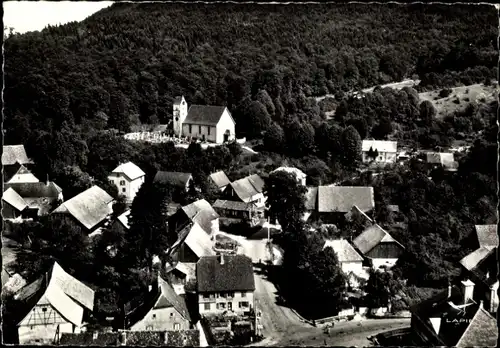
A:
[173,96,188,137]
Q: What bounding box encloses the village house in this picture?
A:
[108,162,146,203]
[425,152,459,172]
[58,329,202,346]
[173,96,236,144]
[213,200,263,227]
[208,171,231,192]
[2,188,29,220]
[17,262,95,345]
[170,199,220,238]
[51,185,114,234]
[270,166,307,186]
[4,180,64,218]
[169,222,216,264]
[154,171,193,193]
[197,255,255,315]
[459,224,498,314]
[224,174,266,208]
[323,239,368,288]
[362,140,398,164]
[164,262,197,296]
[305,186,375,224]
[6,164,39,184]
[410,282,498,347]
[2,145,34,182]
[353,224,405,270]
[130,276,194,332]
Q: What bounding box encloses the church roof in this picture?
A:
[184,105,231,126]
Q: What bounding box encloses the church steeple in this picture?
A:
[173,96,188,137]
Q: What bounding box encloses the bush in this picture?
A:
[439,88,453,98]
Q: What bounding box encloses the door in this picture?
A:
[224,130,230,142]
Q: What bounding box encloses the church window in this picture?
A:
[189,125,192,133]
[199,126,202,133]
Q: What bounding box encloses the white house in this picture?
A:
[108,162,146,203]
[362,140,398,163]
[225,174,266,208]
[323,239,368,288]
[173,96,236,144]
[17,262,95,345]
[271,166,307,186]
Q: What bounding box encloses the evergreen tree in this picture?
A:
[341,125,362,167]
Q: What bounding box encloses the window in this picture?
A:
[170,313,174,317]
[239,301,249,308]
[109,180,113,185]
[203,293,210,299]
[217,303,226,310]
[120,180,125,186]
[189,125,192,133]
[152,314,156,319]
[241,292,246,298]
[122,188,126,193]
[204,303,211,311]
[42,307,47,312]
[208,127,211,135]
[174,323,181,331]
[227,292,234,298]
[199,126,202,134]
[146,325,153,331]
[228,302,232,311]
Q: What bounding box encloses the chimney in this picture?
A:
[220,254,224,265]
[461,279,475,304]
[479,300,484,309]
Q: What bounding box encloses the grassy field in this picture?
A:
[419,83,498,119]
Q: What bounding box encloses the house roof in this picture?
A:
[353,224,404,255]
[2,273,27,296]
[154,277,191,322]
[213,199,255,211]
[4,181,62,198]
[42,281,85,326]
[387,204,400,212]
[2,187,28,211]
[184,223,216,258]
[14,275,45,302]
[173,96,185,104]
[271,166,307,180]
[184,105,229,126]
[182,199,219,234]
[2,268,11,288]
[6,165,40,184]
[317,186,374,213]
[411,285,497,347]
[197,255,255,292]
[117,210,131,229]
[209,171,231,189]
[230,174,265,202]
[459,247,495,271]
[305,187,318,210]
[475,225,498,248]
[362,140,398,153]
[154,171,192,188]
[344,205,374,224]
[2,145,32,165]
[52,186,113,230]
[49,262,95,311]
[426,152,458,170]
[323,239,364,262]
[111,162,145,181]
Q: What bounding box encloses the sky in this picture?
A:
[3,1,114,34]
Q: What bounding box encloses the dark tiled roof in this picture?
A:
[4,182,62,198]
[154,171,192,188]
[230,174,265,202]
[2,145,32,165]
[353,224,404,255]
[213,199,254,212]
[155,277,191,322]
[197,255,255,292]
[184,105,228,126]
[456,307,498,347]
[475,225,498,248]
[318,186,374,213]
[209,171,231,189]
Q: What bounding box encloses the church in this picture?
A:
[173,96,236,144]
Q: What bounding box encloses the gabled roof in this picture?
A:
[197,255,255,292]
[154,277,191,322]
[184,223,216,258]
[213,199,255,211]
[362,140,398,153]
[323,239,364,262]
[184,105,231,126]
[42,281,85,326]
[209,171,231,189]
[353,224,404,255]
[49,262,95,311]
[456,307,498,347]
[317,186,374,213]
[2,187,28,211]
[474,225,498,248]
[344,205,374,224]
[6,165,40,184]
[173,96,185,104]
[117,210,131,229]
[111,162,145,181]
[154,171,192,188]
[181,199,219,234]
[2,145,32,165]
[4,181,62,198]
[230,174,265,202]
[52,186,113,230]
[271,166,307,180]
[426,152,458,171]
[459,247,495,271]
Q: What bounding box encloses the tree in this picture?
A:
[55,165,93,200]
[419,100,437,125]
[366,147,379,161]
[245,100,273,138]
[365,269,402,308]
[284,120,315,157]
[112,195,128,217]
[341,125,362,167]
[263,122,285,153]
[371,118,393,139]
[264,170,307,231]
